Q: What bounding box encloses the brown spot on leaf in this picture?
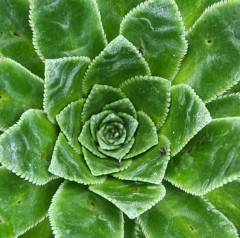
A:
[130,187,139,192]
[13,32,20,37]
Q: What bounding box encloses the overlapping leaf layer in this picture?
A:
[0,0,239,237]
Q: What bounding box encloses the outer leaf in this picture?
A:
[0,0,44,77]
[82,35,150,95]
[205,179,240,235]
[96,0,144,41]
[49,133,105,185]
[89,178,166,219]
[126,111,158,159]
[82,147,132,176]
[175,0,221,30]
[49,181,123,238]
[121,0,187,79]
[114,135,170,184]
[139,182,238,238]
[206,93,240,118]
[82,84,124,122]
[19,218,53,238]
[120,76,171,128]
[0,168,59,238]
[0,58,43,130]
[56,99,84,153]
[44,57,90,122]
[165,118,240,195]
[174,1,240,102]
[30,0,107,59]
[0,110,58,185]
[161,84,211,156]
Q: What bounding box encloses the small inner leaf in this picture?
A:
[82,35,150,95]
[0,110,58,185]
[49,181,124,238]
[89,178,166,219]
[49,133,105,185]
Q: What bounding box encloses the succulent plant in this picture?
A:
[0,0,240,237]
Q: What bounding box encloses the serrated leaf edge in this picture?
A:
[0,109,57,185]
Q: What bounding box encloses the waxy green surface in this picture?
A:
[139,183,238,238]
[31,0,107,59]
[174,1,240,102]
[0,168,59,238]
[0,59,43,130]
[49,182,123,238]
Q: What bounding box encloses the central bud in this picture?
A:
[89,111,138,159]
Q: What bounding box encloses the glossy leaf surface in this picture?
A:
[139,183,238,238]
[83,35,150,95]
[161,84,211,156]
[166,118,240,195]
[0,168,59,238]
[174,1,240,102]
[121,0,187,79]
[49,133,105,185]
[49,182,123,238]
[0,110,58,185]
[44,57,90,121]
[90,178,166,219]
[30,0,107,59]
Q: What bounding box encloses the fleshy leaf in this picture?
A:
[89,178,166,219]
[82,147,132,176]
[121,0,187,79]
[120,76,171,128]
[124,215,138,238]
[161,84,211,156]
[56,99,84,153]
[0,168,59,238]
[139,182,238,238]
[114,135,170,184]
[173,1,240,102]
[175,0,221,30]
[30,0,107,60]
[96,0,144,41]
[206,93,240,118]
[165,118,240,195]
[49,133,105,185]
[49,181,123,238]
[126,111,158,159]
[0,0,44,77]
[0,110,58,185]
[103,98,137,118]
[44,57,90,122]
[205,179,240,235]
[79,121,106,158]
[82,35,150,95]
[0,58,43,130]
[81,84,124,122]
[19,218,53,238]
